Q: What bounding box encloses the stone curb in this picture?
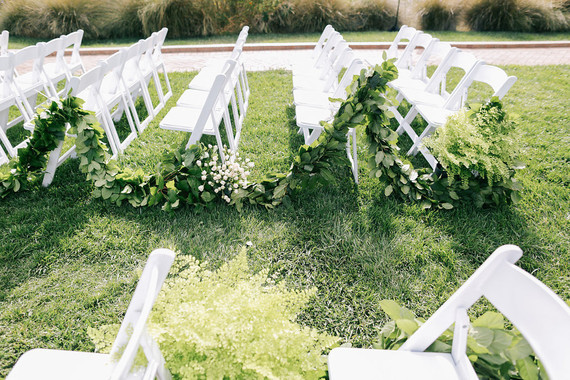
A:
[72,40,570,56]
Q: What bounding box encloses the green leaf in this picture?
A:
[379,300,415,321]
[384,185,393,196]
[516,357,539,380]
[441,202,454,210]
[473,312,504,329]
[395,319,419,335]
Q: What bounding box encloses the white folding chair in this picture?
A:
[99,49,139,152]
[122,41,155,132]
[7,248,175,380]
[328,244,570,380]
[10,45,52,122]
[311,25,335,60]
[177,59,246,149]
[395,33,435,84]
[68,65,121,157]
[389,41,455,100]
[160,62,237,162]
[0,30,9,56]
[42,36,73,97]
[61,30,85,76]
[0,143,8,165]
[138,34,167,115]
[0,55,30,157]
[385,25,419,61]
[292,31,342,82]
[407,64,517,167]
[294,58,368,184]
[150,28,172,104]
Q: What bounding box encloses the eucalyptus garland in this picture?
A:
[0,60,521,210]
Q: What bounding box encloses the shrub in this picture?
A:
[139,0,205,38]
[376,300,548,379]
[272,0,348,33]
[417,0,458,31]
[101,0,145,39]
[90,249,338,379]
[346,0,397,31]
[465,0,568,32]
[0,0,41,38]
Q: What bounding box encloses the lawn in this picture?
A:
[0,64,569,377]
[7,30,570,49]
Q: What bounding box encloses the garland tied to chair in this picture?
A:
[0,59,522,210]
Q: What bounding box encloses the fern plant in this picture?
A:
[90,249,338,379]
[423,98,523,188]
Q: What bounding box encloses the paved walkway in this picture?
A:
[70,44,570,73]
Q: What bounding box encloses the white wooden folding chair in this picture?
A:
[10,45,52,122]
[122,41,156,132]
[61,30,85,76]
[134,35,166,118]
[160,63,237,162]
[389,41,455,101]
[68,65,121,157]
[7,248,175,380]
[393,32,434,82]
[407,64,517,167]
[42,36,73,97]
[0,30,9,56]
[177,59,246,150]
[150,28,172,104]
[328,244,570,380]
[292,32,342,83]
[99,49,139,152]
[385,25,419,61]
[0,55,30,157]
[295,58,368,184]
[311,25,335,60]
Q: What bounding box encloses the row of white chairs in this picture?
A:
[0,30,85,163]
[386,25,517,170]
[40,28,172,186]
[292,26,361,183]
[160,26,250,163]
[293,25,517,183]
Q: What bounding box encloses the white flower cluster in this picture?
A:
[196,145,254,203]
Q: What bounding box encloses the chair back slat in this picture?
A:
[109,248,175,379]
[1,30,9,55]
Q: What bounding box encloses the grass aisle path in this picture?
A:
[0,66,569,376]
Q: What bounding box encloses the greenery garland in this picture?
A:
[0,59,522,211]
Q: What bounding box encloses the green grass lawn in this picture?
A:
[7,30,570,49]
[0,65,569,377]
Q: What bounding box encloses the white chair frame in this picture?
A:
[7,248,175,380]
[329,244,570,380]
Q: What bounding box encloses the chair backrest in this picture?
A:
[465,64,518,100]
[152,27,168,63]
[62,29,84,70]
[313,31,342,69]
[395,32,434,71]
[0,30,8,56]
[401,245,570,380]
[69,64,105,100]
[187,60,237,148]
[101,49,128,94]
[386,25,418,60]
[410,40,453,81]
[312,25,335,58]
[331,57,367,100]
[426,51,482,109]
[109,248,175,380]
[12,45,42,78]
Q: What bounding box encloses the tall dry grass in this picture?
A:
[417,0,458,31]
[465,0,568,32]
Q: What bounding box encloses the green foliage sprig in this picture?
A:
[376,300,548,380]
[89,249,339,379]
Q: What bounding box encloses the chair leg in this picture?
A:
[407,122,437,156]
[42,140,64,187]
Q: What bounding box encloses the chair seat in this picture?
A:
[415,103,458,126]
[177,87,234,109]
[400,87,447,108]
[292,88,335,108]
[189,69,239,92]
[6,348,114,380]
[328,348,461,380]
[159,106,219,135]
[43,62,67,82]
[390,76,428,93]
[295,105,335,128]
[292,74,329,92]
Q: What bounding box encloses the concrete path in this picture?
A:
[69,42,570,72]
